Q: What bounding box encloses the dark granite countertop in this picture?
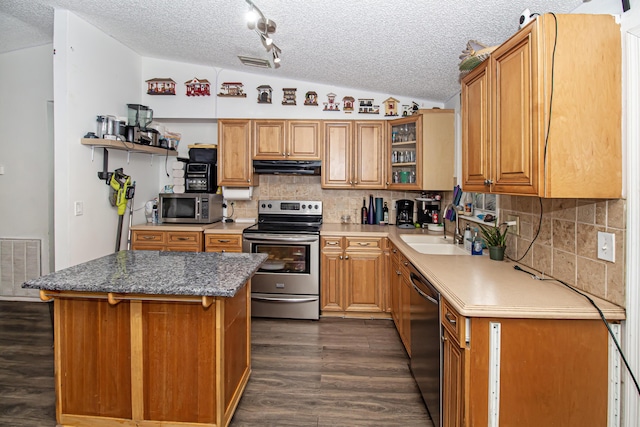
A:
[23,250,268,297]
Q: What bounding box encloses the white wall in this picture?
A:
[0,45,54,296]
[53,10,162,269]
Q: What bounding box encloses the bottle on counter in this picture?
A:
[368,194,375,225]
[472,231,483,255]
[382,202,389,225]
[361,198,368,224]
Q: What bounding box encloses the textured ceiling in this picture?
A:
[0,0,587,102]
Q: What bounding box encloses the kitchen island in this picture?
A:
[23,250,267,427]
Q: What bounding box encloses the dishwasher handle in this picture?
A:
[410,271,439,305]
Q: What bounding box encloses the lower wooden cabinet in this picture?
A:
[131,230,203,252]
[205,234,242,252]
[320,236,387,317]
[442,299,465,427]
[389,241,411,355]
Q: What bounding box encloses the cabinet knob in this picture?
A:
[396,270,401,276]
[247,179,251,182]
[442,335,448,342]
[392,249,397,253]
[484,179,493,185]
[339,255,343,260]
[345,255,350,260]
[282,152,286,157]
[403,261,408,266]
[287,152,291,156]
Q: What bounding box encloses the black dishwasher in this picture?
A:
[409,262,442,427]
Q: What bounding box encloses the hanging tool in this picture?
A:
[109,168,135,252]
[126,181,136,250]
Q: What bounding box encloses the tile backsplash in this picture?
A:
[229,175,427,225]
[496,196,626,307]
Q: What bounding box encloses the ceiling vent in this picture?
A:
[238,55,272,68]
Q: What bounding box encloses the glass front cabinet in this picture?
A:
[388,110,455,191]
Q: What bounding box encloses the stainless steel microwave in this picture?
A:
[158,193,223,224]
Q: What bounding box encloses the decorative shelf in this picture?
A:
[81,138,178,156]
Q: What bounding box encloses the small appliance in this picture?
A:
[185,163,217,193]
[396,199,414,228]
[158,193,223,224]
[416,198,439,226]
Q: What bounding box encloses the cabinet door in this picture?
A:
[389,249,402,330]
[218,120,257,186]
[461,62,491,192]
[322,121,353,188]
[399,267,412,355]
[253,120,286,159]
[388,115,420,190]
[344,249,384,313]
[421,110,455,191]
[491,24,539,195]
[320,249,344,312]
[443,328,464,427]
[287,120,321,159]
[354,121,386,189]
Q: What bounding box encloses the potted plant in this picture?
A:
[479,222,508,261]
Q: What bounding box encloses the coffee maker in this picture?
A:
[416,198,439,226]
[395,199,414,228]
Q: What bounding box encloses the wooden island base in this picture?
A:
[42,282,251,427]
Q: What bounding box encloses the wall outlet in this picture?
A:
[506,215,520,236]
[597,231,615,262]
[74,201,83,216]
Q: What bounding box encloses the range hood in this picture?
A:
[253,160,321,175]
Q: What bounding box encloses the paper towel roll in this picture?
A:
[172,161,185,170]
[173,177,185,186]
[173,185,185,194]
[172,169,185,178]
[222,186,253,200]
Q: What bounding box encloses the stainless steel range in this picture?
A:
[242,200,322,320]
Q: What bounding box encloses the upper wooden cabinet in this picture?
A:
[322,121,386,189]
[461,13,621,198]
[253,120,321,160]
[218,119,258,187]
[388,110,454,191]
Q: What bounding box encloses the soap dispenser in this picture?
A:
[464,224,472,252]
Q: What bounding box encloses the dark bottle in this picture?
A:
[368,195,375,225]
[361,198,368,224]
[382,202,389,225]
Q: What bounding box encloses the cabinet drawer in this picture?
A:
[132,231,165,244]
[205,234,242,251]
[442,298,465,345]
[321,236,343,250]
[167,232,202,248]
[346,237,382,251]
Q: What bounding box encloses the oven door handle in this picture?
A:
[252,295,319,303]
[243,235,319,243]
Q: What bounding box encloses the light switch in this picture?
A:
[597,231,615,262]
[0,165,4,175]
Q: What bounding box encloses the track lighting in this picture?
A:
[245,0,281,66]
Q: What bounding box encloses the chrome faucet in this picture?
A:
[442,203,464,244]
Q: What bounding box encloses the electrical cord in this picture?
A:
[506,197,543,263]
[513,264,640,395]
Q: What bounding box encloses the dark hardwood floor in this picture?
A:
[0,301,432,427]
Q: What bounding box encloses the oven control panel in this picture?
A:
[258,200,322,215]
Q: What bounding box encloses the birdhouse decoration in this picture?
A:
[342,96,355,112]
[218,82,246,97]
[402,105,412,116]
[304,91,318,106]
[257,85,273,104]
[383,97,400,116]
[185,78,211,96]
[358,98,379,114]
[282,88,297,105]
[146,78,176,95]
[323,93,340,111]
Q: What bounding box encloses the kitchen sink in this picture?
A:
[400,234,470,255]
